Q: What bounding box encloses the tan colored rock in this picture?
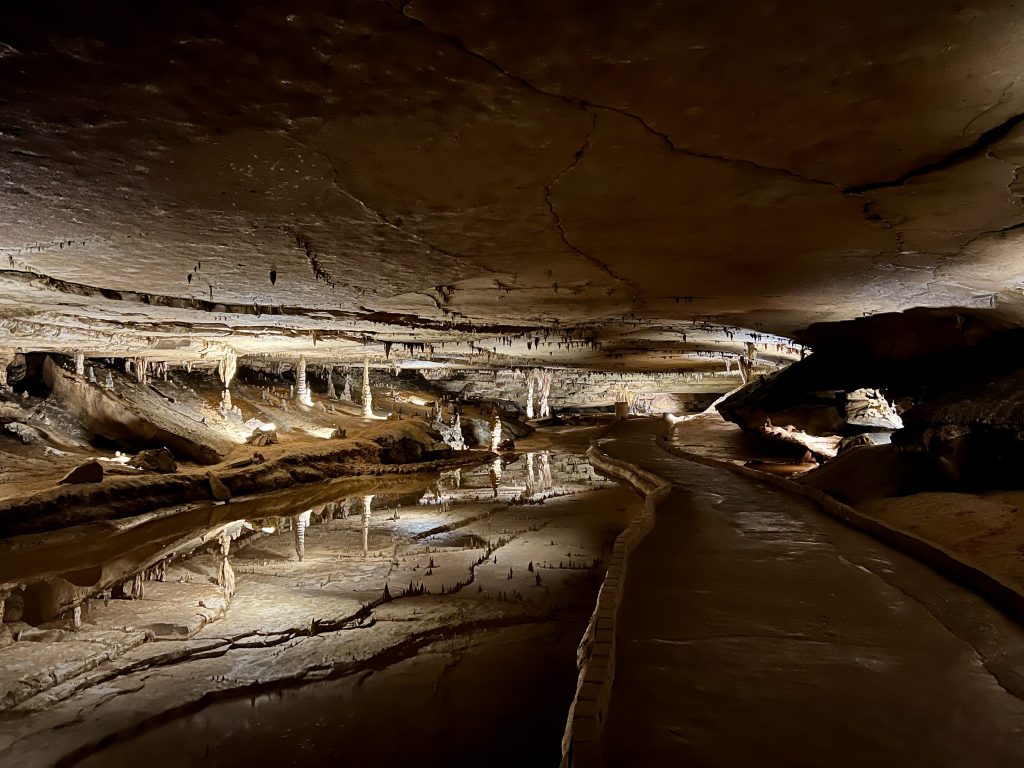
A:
[58,460,103,485]
[207,473,231,501]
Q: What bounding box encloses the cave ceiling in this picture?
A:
[2,0,1024,371]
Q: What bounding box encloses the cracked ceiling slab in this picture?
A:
[3,1,1024,369]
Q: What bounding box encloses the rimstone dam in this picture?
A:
[3,3,1024,766]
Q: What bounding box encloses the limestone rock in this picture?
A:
[4,593,24,623]
[128,447,177,473]
[58,460,103,485]
[893,366,1024,489]
[4,422,41,444]
[208,473,231,501]
[43,357,234,464]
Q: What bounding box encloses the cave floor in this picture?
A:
[601,417,1024,767]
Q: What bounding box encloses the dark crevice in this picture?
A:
[0,268,542,336]
[290,230,335,288]
[847,109,1024,193]
[542,110,643,298]
[956,219,1024,252]
[396,4,840,192]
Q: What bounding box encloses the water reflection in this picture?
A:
[0,451,611,630]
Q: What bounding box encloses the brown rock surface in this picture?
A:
[57,461,102,486]
[2,4,1024,368]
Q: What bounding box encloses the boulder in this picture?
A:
[4,422,42,444]
[717,370,899,438]
[893,366,1024,489]
[837,432,892,454]
[128,447,177,473]
[247,427,279,446]
[58,460,103,485]
[460,417,491,448]
[43,356,234,464]
[799,444,947,504]
[208,473,231,501]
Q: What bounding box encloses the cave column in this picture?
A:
[0,352,9,391]
[361,356,373,417]
[526,373,535,419]
[295,355,313,407]
[538,369,552,419]
[74,350,85,376]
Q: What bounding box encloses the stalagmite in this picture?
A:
[490,409,502,452]
[88,365,96,383]
[325,364,336,399]
[295,355,313,407]
[526,373,535,419]
[293,509,311,562]
[216,531,235,597]
[218,348,237,412]
[362,355,373,417]
[489,456,503,496]
[738,355,752,384]
[74,350,85,376]
[342,372,352,400]
[104,372,114,390]
[362,495,373,556]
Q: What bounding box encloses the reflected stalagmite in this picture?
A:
[489,457,502,496]
[361,495,372,556]
[525,452,536,498]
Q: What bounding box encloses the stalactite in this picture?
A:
[362,355,373,417]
